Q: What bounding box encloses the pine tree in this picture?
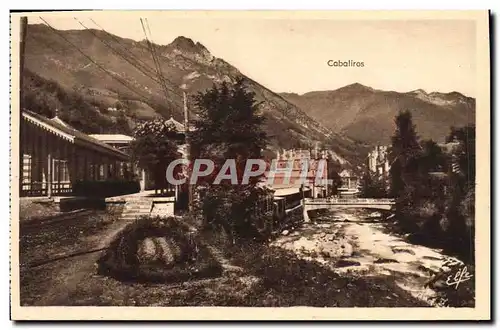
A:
[360,171,374,198]
[389,110,427,231]
[360,171,387,198]
[190,78,269,242]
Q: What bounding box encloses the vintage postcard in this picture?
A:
[9,10,490,321]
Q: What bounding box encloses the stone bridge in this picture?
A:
[303,197,395,222]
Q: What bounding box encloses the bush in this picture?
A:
[198,185,273,243]
[59,197,106,212]
[73,180,140,198]
[97,216,222,283]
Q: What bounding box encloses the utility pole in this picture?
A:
[19,17,28,95]
[182,89,193,212]
[19,17,28,196]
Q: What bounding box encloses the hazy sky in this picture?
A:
[28,13,476,97]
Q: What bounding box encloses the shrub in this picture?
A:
[73,180,140,198]
[198,185,273,243]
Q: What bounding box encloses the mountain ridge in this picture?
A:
[22,23,365,166]
[283,83,472,99]
[280,82,475,145]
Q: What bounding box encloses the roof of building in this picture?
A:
[272,185,311,196]
[51,116,75,129]
[339,169,354,177]
[22,109,129,160]
[438,142,461,154]
[165,116,185,132]
[89,134,134,143]
[429,171,449,179]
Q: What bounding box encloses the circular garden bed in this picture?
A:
[98,216,223,283]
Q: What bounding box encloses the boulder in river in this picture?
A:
[336,259,361,268]
[392,247,416,255]
[374,257,399,264]
[281,230,289,236]
[340,242,353,257]
[294,237,315,252]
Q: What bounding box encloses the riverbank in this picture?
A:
[19,208,427,307]
[271,208,474,307]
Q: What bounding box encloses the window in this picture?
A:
[99,164,105,179]
[88,164,95,180]
[53,159,70,182]
[22,154,32,190]
[276,160,293,171]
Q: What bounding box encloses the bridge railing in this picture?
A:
[304,197,395,204]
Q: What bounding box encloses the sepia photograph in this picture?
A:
[9,10,490,321]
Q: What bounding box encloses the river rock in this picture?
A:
[318,241,338,257]
[282,230,290,236]
[392,247,415,255]
[326,234,335,241]
[336,259,361,268]
[338,241,353,257]
[374,257,399,264]
[294,237,315,252]
[319,232,326,238]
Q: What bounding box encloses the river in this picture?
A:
[270,208,473,307]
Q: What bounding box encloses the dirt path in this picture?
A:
[20,211,136,306]
[20,212,247,306]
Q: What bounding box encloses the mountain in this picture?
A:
[22,23,366,165]
[280,83,475,145]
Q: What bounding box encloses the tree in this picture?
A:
[190,78,269,242]
[389,110,432,232]
[389,110,422,198]
[129,119,182,195]
[443,125,476,261]
[359,171,387,198]
[447,125,476,188]
[326,159,342,196]
[420,139,446,173]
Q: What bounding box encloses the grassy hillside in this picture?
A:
[23,23,367,165]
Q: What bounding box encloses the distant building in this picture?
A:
[367,145,390,177]
[437,141,462,174]
[165,116,195,135]
[20,109,130,197]
[91,117,189,192]
[267,148,329,197]
[89,134,134,153]
[338,169,359,198]
[89,133,152,191]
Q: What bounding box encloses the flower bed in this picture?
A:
[97,216,222,283]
